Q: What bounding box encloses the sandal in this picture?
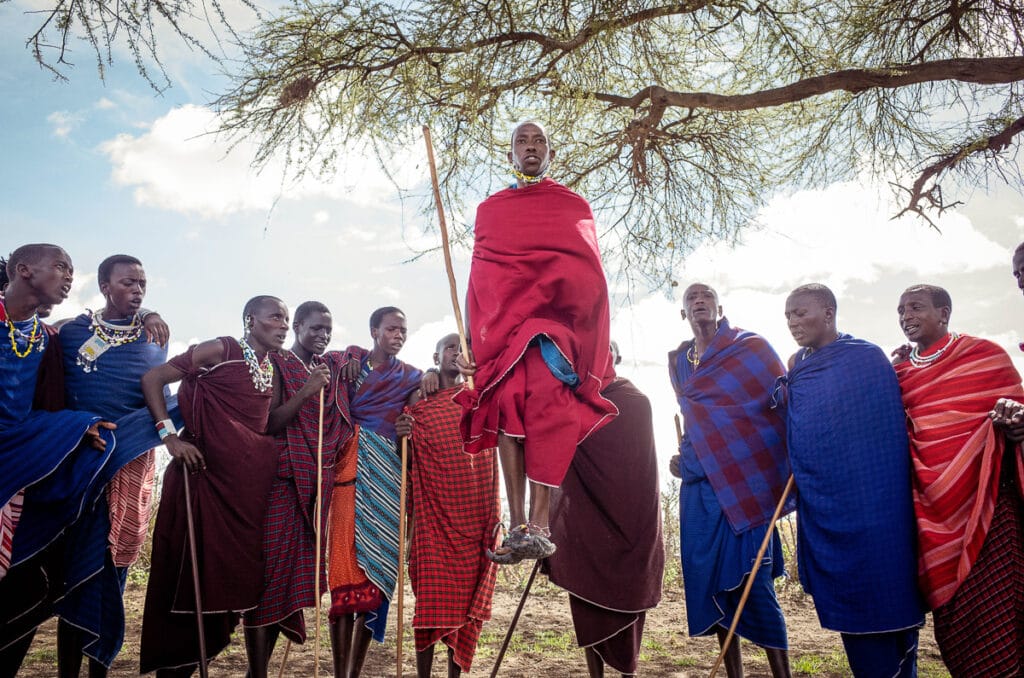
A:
[486,523,556,564]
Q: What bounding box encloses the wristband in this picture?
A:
[155,418,177,440]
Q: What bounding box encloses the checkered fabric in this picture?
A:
[932,480,1024,677]
[669,319,792,532]
[245,350,344,641]
[409,386,499,672]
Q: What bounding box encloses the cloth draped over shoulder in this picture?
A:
[668,319,793,533]
[782,335,924,633]
[454,177,617,454]
[408,385,499,673]
[895,334,1024,609]
[49,313,172,666]
[545,378,664,675]
[245,350,346,642]
[140,338,278,674]
[331,346,421,642]
[0,301,169,666]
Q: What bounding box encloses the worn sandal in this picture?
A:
[486,523,556,564]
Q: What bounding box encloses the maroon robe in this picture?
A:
[139,337,278,673]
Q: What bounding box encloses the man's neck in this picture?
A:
[3,285,41,322]
[438,371,462,390]
[369,346,394,365]
[291,342,315,365]
[101,304,133,321]
[691,320,718,352]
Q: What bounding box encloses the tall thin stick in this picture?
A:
[422,125,474,390]
[314,389,325,678]
[182,471,209,678]
[674,413,683,446]
[489,559,542,678]
[275,640,292,678]
[709,475,796,678]
[395,435,410,677]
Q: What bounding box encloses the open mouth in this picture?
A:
[60,284,71,298]
[902,324,919,336]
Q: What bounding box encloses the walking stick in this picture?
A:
[488,559,543,678]
[674,413,683,445]
[709,475,795,678]
[395,435,410,677]
[313,388,325,678]
[182,471,209,678]
[275,640,292,678]
[422,125,473,391]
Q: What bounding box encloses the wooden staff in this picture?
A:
[275,641,292,678]
[313,388,325,678]
[709,475,795,678]
[674,413,683,446]
[395,435,411,677]
[422,125,473,390]
[489,559,543,678]
[182,471,209,678]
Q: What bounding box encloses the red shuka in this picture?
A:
[895,334,1024,608]
[454,178,617,477]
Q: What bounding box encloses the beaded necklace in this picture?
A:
[76,310,144,372]
[6,314,43,359]
[686,343,701,369]
[241,337,274,392]
[511,167,547,185]
[909,333,959,368]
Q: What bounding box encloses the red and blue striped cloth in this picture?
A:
[669,319,793,533]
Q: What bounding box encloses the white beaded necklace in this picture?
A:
[240,337,274,392]
[909,333,959,368]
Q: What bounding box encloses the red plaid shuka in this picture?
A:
[895,334,1024,608]
[931,479,1024,677]
[244,350,346,642]
[409,386,499,672]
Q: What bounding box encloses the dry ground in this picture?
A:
[17,567,949,677]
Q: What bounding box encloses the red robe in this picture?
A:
[895,334,1024,608]
[455,178,617,485]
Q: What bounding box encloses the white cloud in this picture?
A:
[47,110,82,138]
[99,104,425,218]
[313,210,329,224]
[679,180,1007,296]
[94,98,116,110]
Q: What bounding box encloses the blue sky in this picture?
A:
[5,0,1024,473]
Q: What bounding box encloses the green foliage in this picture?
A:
[214,0,1024,288]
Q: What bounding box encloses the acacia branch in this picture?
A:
[592,56,1024,112]
[893,113,1024,226]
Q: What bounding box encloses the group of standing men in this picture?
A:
[3,116,1022,678]
[0,119,666,678]
[670,261,1024,677]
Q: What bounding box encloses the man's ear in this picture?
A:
[680,308,687,322]
[432,351,440,366]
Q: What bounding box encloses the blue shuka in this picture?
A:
[47,313,175,666]
[780,334,924,634]
[670,321,790,648]
[0,304,118,655]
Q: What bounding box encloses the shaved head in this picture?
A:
[787,283,837,312]
[7,244,65,279]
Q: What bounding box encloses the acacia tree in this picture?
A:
[216,0,1024,286]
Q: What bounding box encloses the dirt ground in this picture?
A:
[17,567,949,677]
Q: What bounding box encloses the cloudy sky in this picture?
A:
[4,0,1024,476]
